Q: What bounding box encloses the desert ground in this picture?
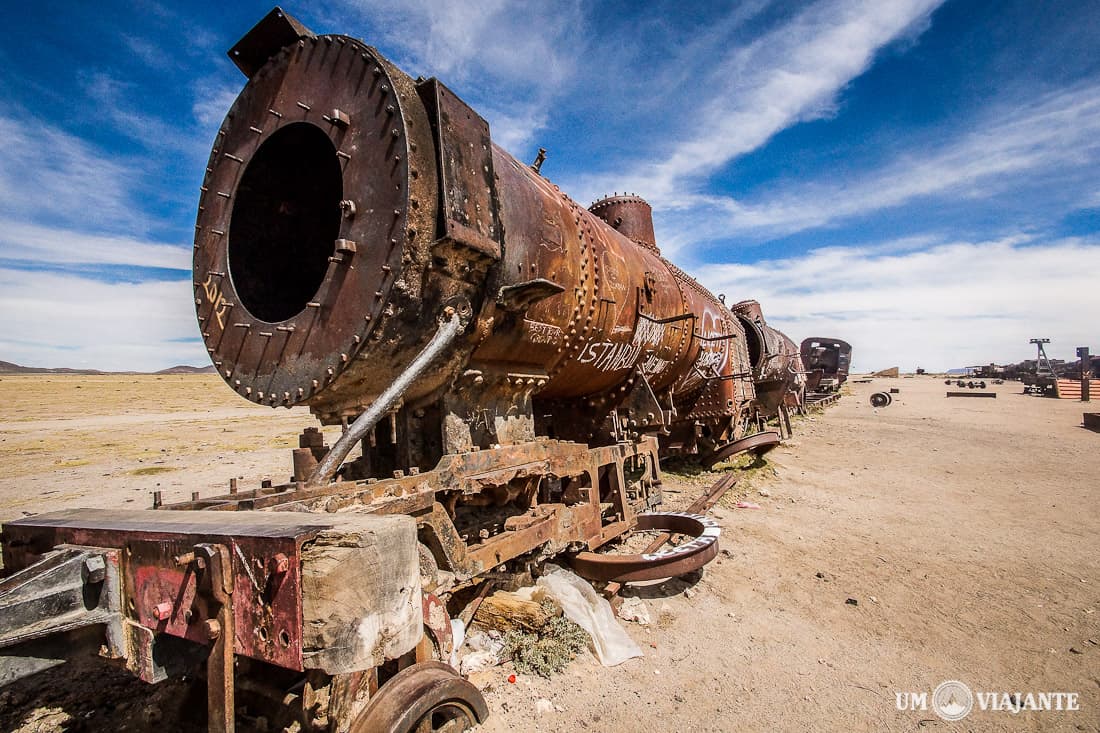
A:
[1,373,1097,732]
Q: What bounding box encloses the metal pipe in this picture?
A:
[307,313,463,487]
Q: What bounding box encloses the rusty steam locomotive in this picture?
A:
[0,8,817,732]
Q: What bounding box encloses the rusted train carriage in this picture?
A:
[800,337,852,393]
[0,8,810,732]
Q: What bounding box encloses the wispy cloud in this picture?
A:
[331,0,584,88]
[0,268,201,371]
[80,70,206,157]
[568,0,943,206]
[0,113,136,231]
[191,79,239,130]
[700,235,1100,370]
[326,0,587,151]
[675,80,1100,243]
[0,219,189,271]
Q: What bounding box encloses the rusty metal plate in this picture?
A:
[418,78,502,260]
[227,7,315,78]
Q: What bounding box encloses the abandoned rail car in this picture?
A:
[800,337,852,393]
[1,8,818,732]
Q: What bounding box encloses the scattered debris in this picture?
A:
[458,627,507,674]
[535,699,555,716]
[736,501,762,509]
[845,598,859,606]
[617,597,652,625]
[461,650,502,675]
[869,392,892,407]
[657,604,675,629]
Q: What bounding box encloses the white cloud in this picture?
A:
[567,0,943,206]
[326,0,586,151]
[330,0,583,88]
[699,236,1100,371]
[0,268,203,372]
[191,79,240,130]
[80,71,198,155]
[0,219,190,271]
[0,113,135,230]
[679,81,1100,241]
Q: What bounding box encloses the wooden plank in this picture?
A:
[300,514,421,674]
[3,508,365,539]
[471,590,553,633]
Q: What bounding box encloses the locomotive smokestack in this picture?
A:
[589,194,658,253]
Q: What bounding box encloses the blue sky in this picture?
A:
[1,0,1098,372]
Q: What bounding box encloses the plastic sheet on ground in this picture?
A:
[535,565,643,666]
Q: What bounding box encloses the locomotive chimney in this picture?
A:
[588,195,659,253]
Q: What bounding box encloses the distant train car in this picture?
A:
[800,337,852,393]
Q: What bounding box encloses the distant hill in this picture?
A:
[155,365,216,375]
[0,360,108,375]
[0,360,213,376]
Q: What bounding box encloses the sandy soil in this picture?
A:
[0,375,341,524]
[1,374,1097,732]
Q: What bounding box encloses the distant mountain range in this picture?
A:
[0,360,215,376]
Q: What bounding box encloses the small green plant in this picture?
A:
[502,602,589,677]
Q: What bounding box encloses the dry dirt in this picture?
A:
[1,374,1098,732]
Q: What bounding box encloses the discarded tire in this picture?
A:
[870,392,892,407]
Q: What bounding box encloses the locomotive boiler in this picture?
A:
[0,8,812,732]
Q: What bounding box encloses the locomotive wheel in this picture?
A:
[869,391,891,407]
[351,661,487,733]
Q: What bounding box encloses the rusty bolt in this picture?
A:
[204,619,221,640]
[153,602,173,621]
[82,555,107,584]
[272,553,290,575]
